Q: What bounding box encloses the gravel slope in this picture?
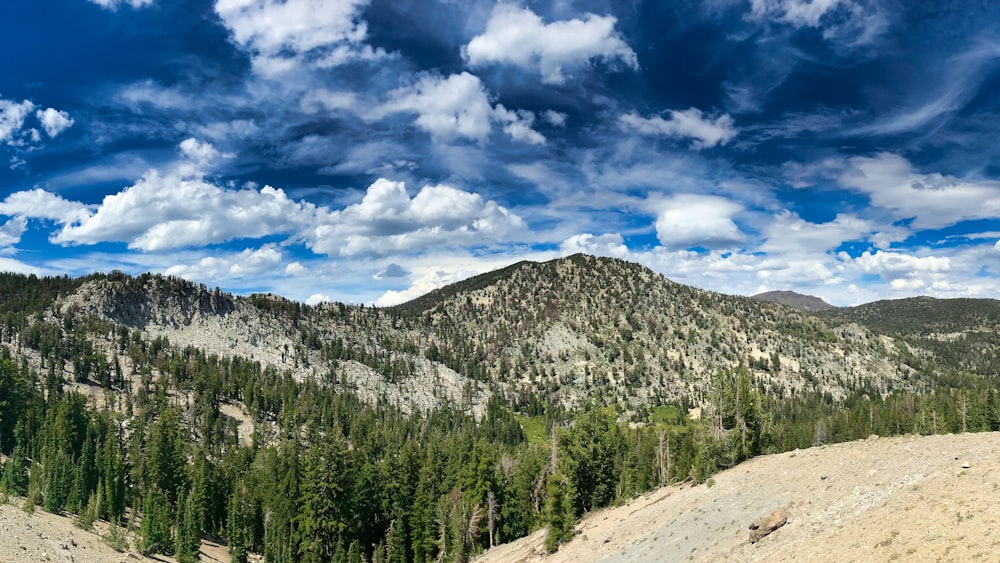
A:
[0,502,232,563]
[478,432,1000,563]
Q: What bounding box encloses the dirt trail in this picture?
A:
[479,432,1000,563]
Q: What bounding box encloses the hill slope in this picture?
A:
[478,431,1000,562]
[8,254,992,416]
[752,290,836,312]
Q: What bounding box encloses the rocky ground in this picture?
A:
[0,501,233,563]
[479,432,1000,563]
[2,432,998,562]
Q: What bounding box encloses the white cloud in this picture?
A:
[374,268,478,307]
[0,189,92,225]
[375,72,543,144]
[655,194,745,250]
[118,80,193,110]
[0,217,26,248]
[300,89,360,113]
[850,250,951,275]
[0,98,36,145]
[35,108,74,138]
[88,0,154,9]
[54,173,310,251]
[560,233,629,258]
[749,0,845,28]
[747,0,888,48]
[165,245,285,281]
[543,110,568,127]
[838,153,1000,230]
[306,293,332,306]
[464,3,638,85]
[620,108,738,149]
[759,211,871,255]
[493,105,545,145]
[214,0,382,74]
[308,178,525,256]
[889,278,925,291]
[379,72,494,143]
[23,140,309,251]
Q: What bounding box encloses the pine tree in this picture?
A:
[176,489,202,562]
[295,431,351,563]
[139,487,173,555]
[0,446,28,495]
[542,472,574,553]
[226,486,249,563]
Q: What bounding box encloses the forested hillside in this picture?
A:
[0,256,999,562]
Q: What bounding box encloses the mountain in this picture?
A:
[752,290,836,312]
[3,255,1000,562]
[825,295,1000,378]
[6,254,978,416]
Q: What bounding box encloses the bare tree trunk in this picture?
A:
[486,491,497,549]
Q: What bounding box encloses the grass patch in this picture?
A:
[515,414,549,445]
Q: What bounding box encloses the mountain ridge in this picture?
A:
[752,289,836,312]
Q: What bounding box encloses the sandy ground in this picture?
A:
[0,500,231,563]
[479,432,1000,563]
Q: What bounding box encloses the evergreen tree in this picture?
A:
[176,489,202,562]
[226,485,249,563]
[0,446,29,495]
[139,487,173,555]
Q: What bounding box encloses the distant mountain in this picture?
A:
[753,290,836,312]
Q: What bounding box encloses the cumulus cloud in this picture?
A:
[308,178,525,256]
[464,3,638,84]
[35,108,74,138]
[655,194,745,250]
[838,153,1000,230]
[849,250,951,275]
[889,278,925,291]
[378,72,493,143]
[374,268,478,307]
[759,211,871,255]
[165,245,285,281]
[214,0,383,74]
[620,109,738,149]
[306,293,332,306]
[0,137,525,262]
[0,98,36,145]
[493,105,545,144]
[0,217,26,248]
[54,174,309,251]
[543,110,568,127]
[560,233,629,258]
[0,189,92,225]
[375,72,543,144]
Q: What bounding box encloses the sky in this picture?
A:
[2,0,1000,307]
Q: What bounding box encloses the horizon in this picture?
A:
[2,1,1000,307]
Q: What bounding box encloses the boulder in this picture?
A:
[749,509,787,543]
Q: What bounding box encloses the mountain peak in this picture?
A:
[752,290,836,312]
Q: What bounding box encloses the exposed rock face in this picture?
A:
[749,509,787,543]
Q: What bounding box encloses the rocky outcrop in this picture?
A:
[749,509,787,543]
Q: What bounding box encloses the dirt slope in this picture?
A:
[0,501,232,563]
[479,432,1000,563]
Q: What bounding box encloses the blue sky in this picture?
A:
[2,0,1000,306]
